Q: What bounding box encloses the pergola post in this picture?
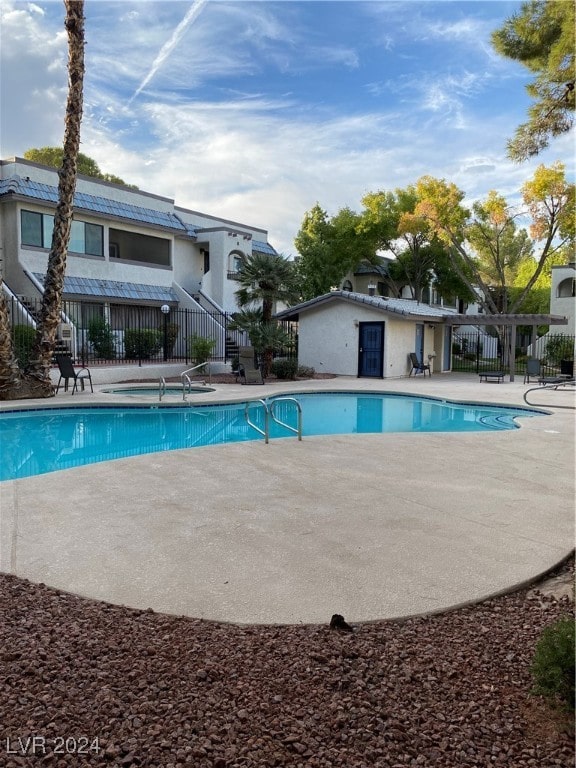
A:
[509,324,516,382]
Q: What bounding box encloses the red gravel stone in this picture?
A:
[0,558,573,767]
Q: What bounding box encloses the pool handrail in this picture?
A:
[269,397,303,441]
[523,378,575,410]
[245,399,270,443]
[181,362,211,388]
[158,376,166,401]
[244,397,303,444]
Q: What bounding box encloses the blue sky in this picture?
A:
[1,0,573,255]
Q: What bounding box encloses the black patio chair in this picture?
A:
[409,352,431,377]
[55,354,93,394]
[523,358,541,384]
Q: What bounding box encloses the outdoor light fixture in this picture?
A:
[160,304,170,361]
[367,282,376,296]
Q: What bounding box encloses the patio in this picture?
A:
[0,374,573,624]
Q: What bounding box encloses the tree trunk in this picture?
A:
[0,288,24,399]
[8,0,85,400]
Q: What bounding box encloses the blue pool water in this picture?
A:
[0,392,543,481]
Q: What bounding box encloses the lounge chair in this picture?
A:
[237,346,264,385]
[409,352,431,377]
[523,358,541,384]
[479,371,505,383]
[55,354,93,394]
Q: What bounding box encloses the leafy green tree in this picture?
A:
[234,252,299,375]
[415,163,574,316]
[362,188,436,301]
[24,146,131,186]
[492,0,575,160]
[294,205,334,299]
[466,192,535,313]
[294,204,375,299]
[359,186,473,303]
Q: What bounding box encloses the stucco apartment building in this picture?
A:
[0,157,278,358]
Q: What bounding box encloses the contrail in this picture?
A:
[129,0,208,104]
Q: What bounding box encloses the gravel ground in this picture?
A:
[0,557,573,768]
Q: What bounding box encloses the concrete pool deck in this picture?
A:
[0,374,574,624]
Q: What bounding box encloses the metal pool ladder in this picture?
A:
[158,363,212,401]
[244,397,303,444]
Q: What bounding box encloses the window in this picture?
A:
[557,278,576,298]
[21,211,44,247]
[20,210,103,256]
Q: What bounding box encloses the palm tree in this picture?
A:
[0,0,85,400]
[234,253,299,376]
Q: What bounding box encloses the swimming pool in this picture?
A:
[0,392,543,481]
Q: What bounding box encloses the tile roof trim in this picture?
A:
[275,291,454,321]
[33,272,178,302]
[1,176,192,236]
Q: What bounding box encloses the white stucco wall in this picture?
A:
[296,300,441,377]
[550,263,575,335]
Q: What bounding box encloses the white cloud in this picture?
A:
[1,0,573,259]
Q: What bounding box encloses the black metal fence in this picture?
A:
[452,329,575,378]
[7,296,298,368]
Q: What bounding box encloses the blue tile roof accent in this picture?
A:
[2,176,190,233]
[252,240,277,255]
[176,219,199,237]
[33,273,177,302]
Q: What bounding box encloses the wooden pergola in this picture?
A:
[442,313,570,382]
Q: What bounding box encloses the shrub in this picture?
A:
[297,365,315,378]
[87,317,116,359]
[13,324,35,370]
[531,616,575,712]
[188,335,216,365]
[124,328,162,360]
[165,322,180,358]
[546,337,574,365]
[271,358,298,379]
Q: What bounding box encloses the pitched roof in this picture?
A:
[275,291,455,321]
[353,263,389,277]
[1,175,191,234]
[33,273,177,302]
[275,291,569,326]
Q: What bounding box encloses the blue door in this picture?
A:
[358,322,384,377]
[415,324,424,362]
[443,325,452,371]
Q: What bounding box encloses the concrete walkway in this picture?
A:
[0,375,574,624]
